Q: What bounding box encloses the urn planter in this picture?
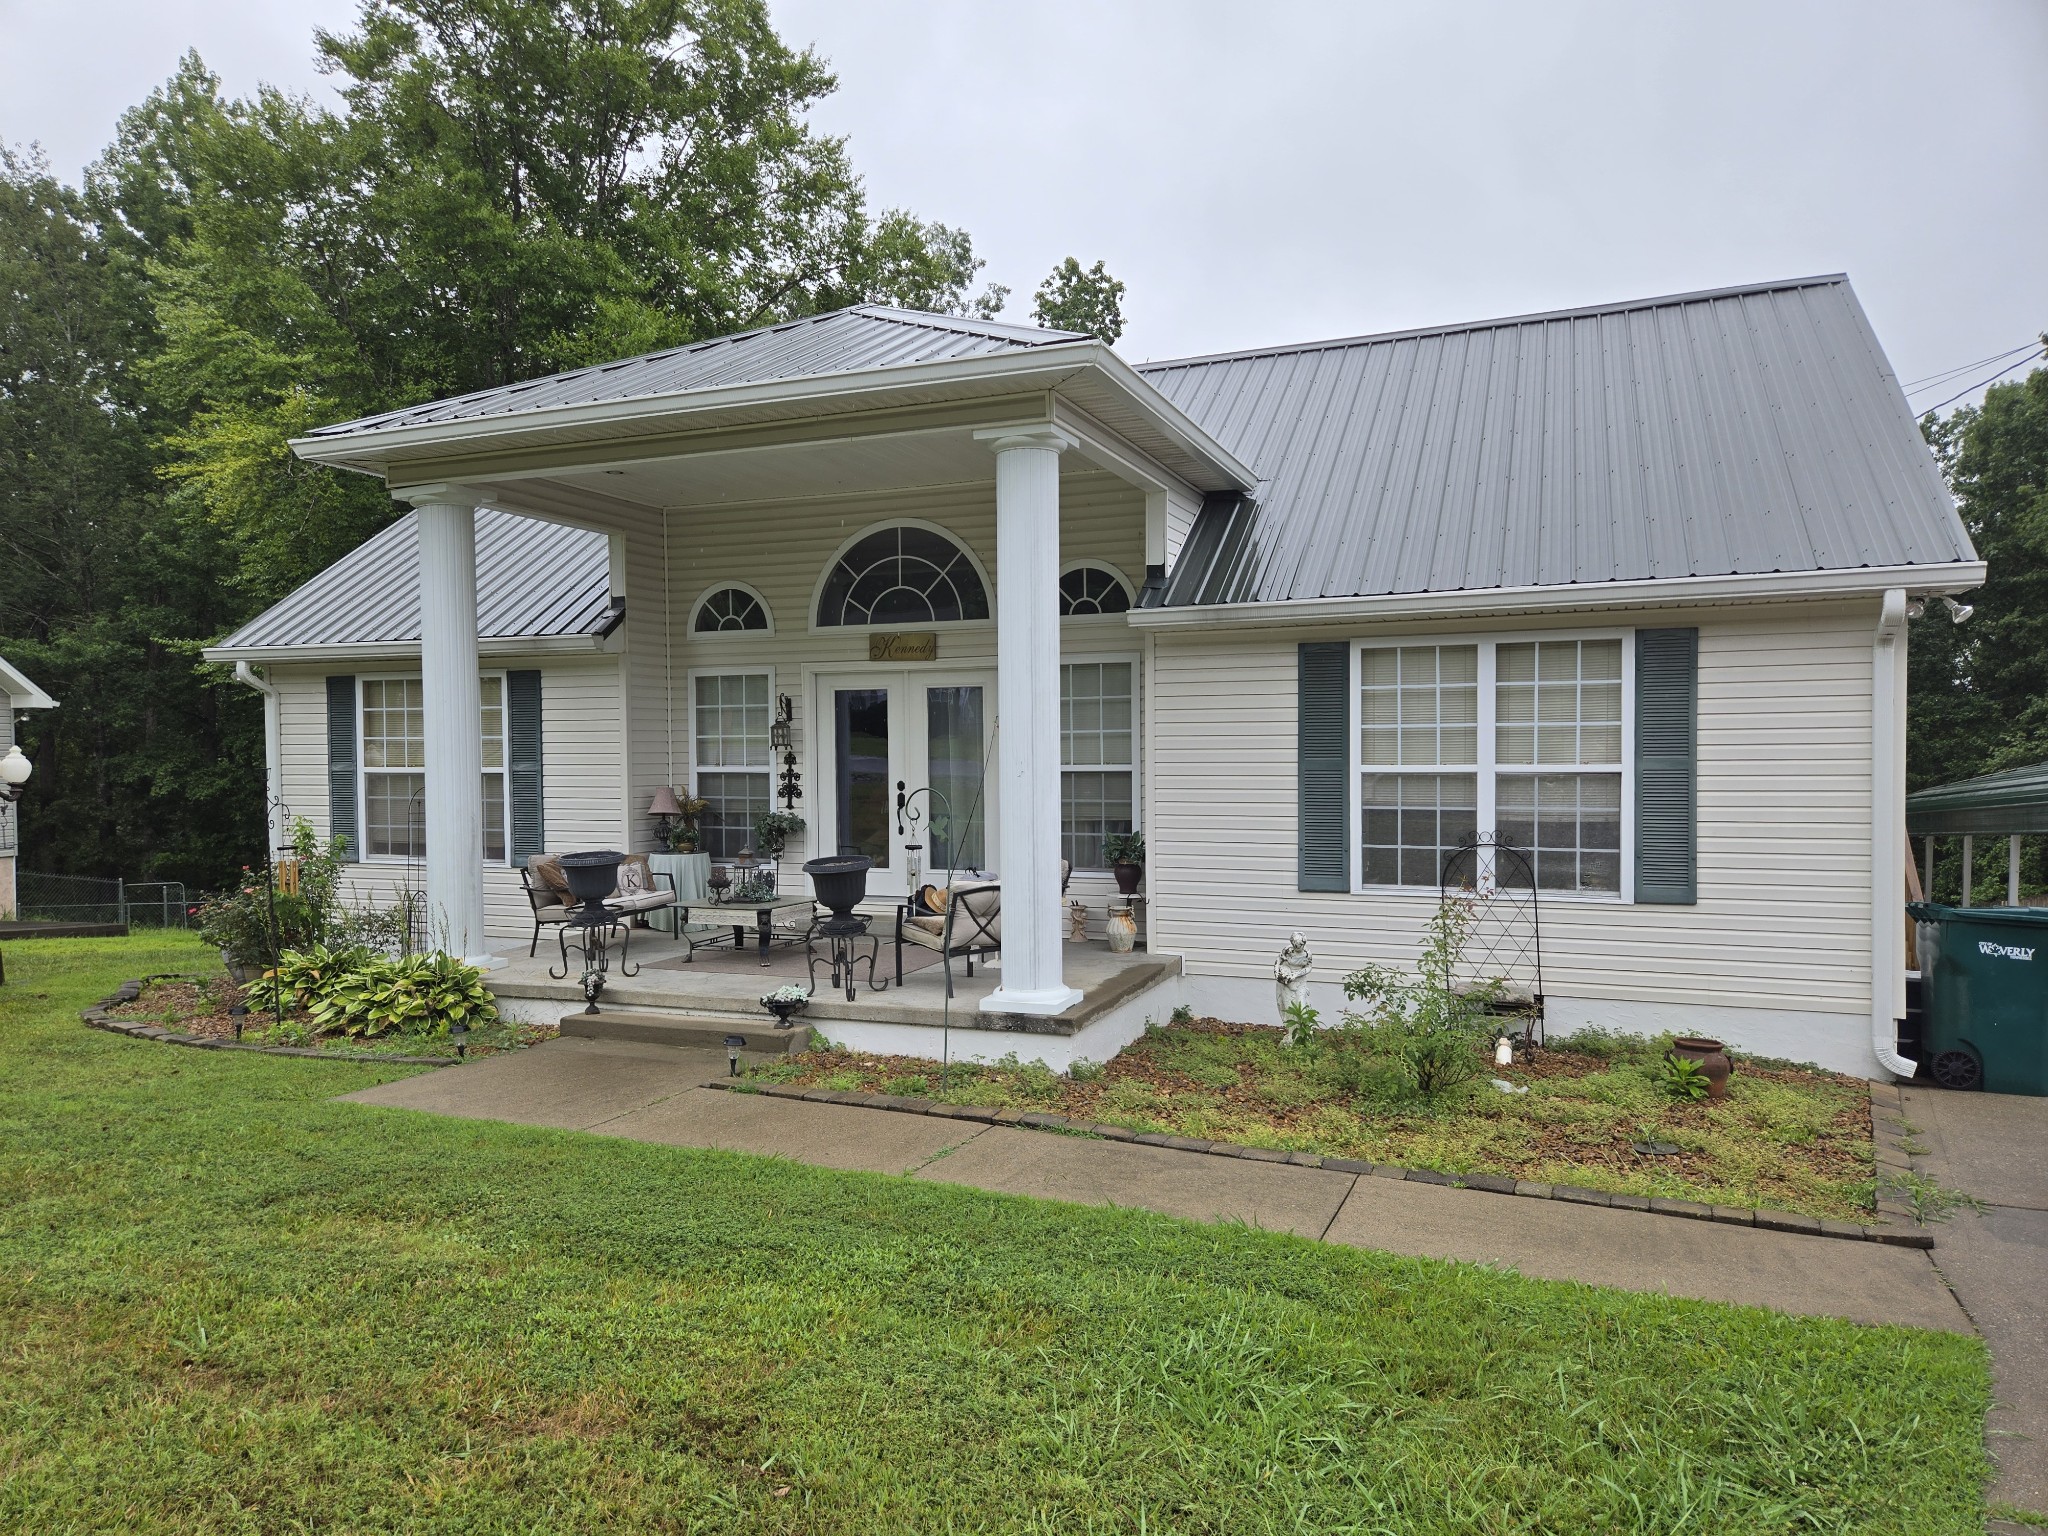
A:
[1669,1036,1733,1101]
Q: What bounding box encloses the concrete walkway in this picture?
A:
[1904,1085,2048,1524]
[343,1037,1967,1332]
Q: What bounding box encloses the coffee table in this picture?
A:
[674,897,815,965]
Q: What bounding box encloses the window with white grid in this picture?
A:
[1494,639,1623,892]
[1061,660,1135,869]
[360,676,507,862]
[694,673,771,859]
[1358,645,1478,887]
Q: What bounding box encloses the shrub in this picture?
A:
[1332,898,1503,1100]
[248,949,499,1039]
[1658,1054,1711,1103]
[194,819,357,966]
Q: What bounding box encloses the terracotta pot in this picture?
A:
[1670,1036,1733,1100]
[1113,861,1143,896]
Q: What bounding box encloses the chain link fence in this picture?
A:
[9,870,190,928]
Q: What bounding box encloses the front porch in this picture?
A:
[485,927,1182,1071]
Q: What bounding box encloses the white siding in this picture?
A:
[638,470,1149,916]
[1149,599,1878,1019]
[270,653,626,942]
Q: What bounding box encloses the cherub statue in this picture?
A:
[1274,930,1315,1023]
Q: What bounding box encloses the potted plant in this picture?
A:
[1104,829,1145,896]
[752,809,806,863]
[670,793,708,853]
[760,983,811,1028]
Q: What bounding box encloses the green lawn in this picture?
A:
[0,935,1991,1533]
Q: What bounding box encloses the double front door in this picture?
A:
[814,670,995,899]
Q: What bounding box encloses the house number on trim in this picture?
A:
[868,632,938,662]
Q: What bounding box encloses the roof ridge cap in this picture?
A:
[849,303,1090,346]
[1136,274,1853,372]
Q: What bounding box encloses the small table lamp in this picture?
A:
[648,785,684,847]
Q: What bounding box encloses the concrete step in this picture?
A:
[558,1009,809,1054]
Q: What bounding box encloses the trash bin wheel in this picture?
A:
[1930,1048,1984,1091]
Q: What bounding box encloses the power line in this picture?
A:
[1916,351,2044,416]
[1903,341,2039,395]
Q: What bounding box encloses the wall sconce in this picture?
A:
[771,695,802,809]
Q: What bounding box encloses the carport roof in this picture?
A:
[1907,763,2048,837]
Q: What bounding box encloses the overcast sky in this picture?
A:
[3,0,2042,408]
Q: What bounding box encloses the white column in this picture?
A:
[1962,835,1974,907]
[412,496,493,966]
[2010,834,2022,907]
[977,424,1082,1015]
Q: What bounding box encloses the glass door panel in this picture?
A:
[833,688,891,866]
[925,685,986,876]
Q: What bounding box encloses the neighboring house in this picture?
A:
[205,275,1981,1077]
[0,655,58,919]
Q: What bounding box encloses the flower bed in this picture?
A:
[743,1020,1878,1220]
[104,973,553,1059]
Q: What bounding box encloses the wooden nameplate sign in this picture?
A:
[868,632,938,663]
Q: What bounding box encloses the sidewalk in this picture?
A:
[1903,1085,2048,1525]
[343,1036,1967,1333]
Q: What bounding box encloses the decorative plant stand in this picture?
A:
[803,854,885,1002]
[553,850,635,1012]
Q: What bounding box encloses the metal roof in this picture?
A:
[303,306,1089,440]
[1907,762,2048,837]
[212,508,612,652]
[1143,276,1977,608]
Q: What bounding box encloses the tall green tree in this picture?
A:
[0,148,260,886]
[1032,257,1125,343]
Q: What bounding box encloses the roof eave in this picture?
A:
[0,655,57,709]
[289,343,1258,493]
[202,632,611,665]
[1126,561,1989,629]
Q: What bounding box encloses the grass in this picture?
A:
[745,1021,1877,1220]
[0,935,1992,1533]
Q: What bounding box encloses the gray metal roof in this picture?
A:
[213,508,612,651]
[303,306,1089,440]
[1143,276,1976,607]
[1907,762,2048,837]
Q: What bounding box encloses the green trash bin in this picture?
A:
[1907,902,2048,1095]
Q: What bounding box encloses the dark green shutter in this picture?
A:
[1635,628,1698,904]
[507,669,545,865]
[325,675,358,859]
[1298,642,1351,891]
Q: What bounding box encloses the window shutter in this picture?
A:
[505,671,544,868]
[1298,642,1350,891]
[1635,628,1698,904]
[507,669,545,865]
[325,675,358,859]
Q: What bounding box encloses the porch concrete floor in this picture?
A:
[486,929,1176,1035]
[342,1037,1968,1334]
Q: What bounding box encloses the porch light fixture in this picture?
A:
[723,1033,746,1075]
[772,695,802,809]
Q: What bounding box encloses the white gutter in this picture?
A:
[1871,589,1916,1079]
[232,661,284,854]
[287,343,1261,494]
[1127,562,1988,628]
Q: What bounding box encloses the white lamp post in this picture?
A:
[0,744,31,802]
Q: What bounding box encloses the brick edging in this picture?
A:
[1867,1079,1932,1240]
[702,1076,1933,1249]
[82,977,458,1068]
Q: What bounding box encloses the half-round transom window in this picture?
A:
[816,525,989,627]
[1059,565,1132,616]
[694,586,769,633]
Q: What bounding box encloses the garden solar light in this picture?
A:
[450,1018,469,1058]
[723,1034,746,1075]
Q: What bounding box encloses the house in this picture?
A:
[204,275,1982,1078]
[0,654,57,919]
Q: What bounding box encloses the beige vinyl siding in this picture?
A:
[270,654,626,942]
[647,471,1148,911]
[1149,599,1877,1015]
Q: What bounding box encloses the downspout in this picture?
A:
[233,661,283,855]
[1871,590,1915,1078]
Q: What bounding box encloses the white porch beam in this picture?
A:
[977,423,1082,1017]
[2011,834,2022,907]
[406,488,494,967]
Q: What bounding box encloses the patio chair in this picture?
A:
[519,855,574,957]
[892,862,1070,996]
[519,853,676,957]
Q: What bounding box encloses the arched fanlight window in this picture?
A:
[816,524,990,627]
[692,585,770,634]
[1058,564,1133,616]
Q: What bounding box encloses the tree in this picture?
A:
[1032,257,1125,343]
[0,148,261,884]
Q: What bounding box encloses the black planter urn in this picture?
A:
[804,854,872,933]
[558,850,625,916]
